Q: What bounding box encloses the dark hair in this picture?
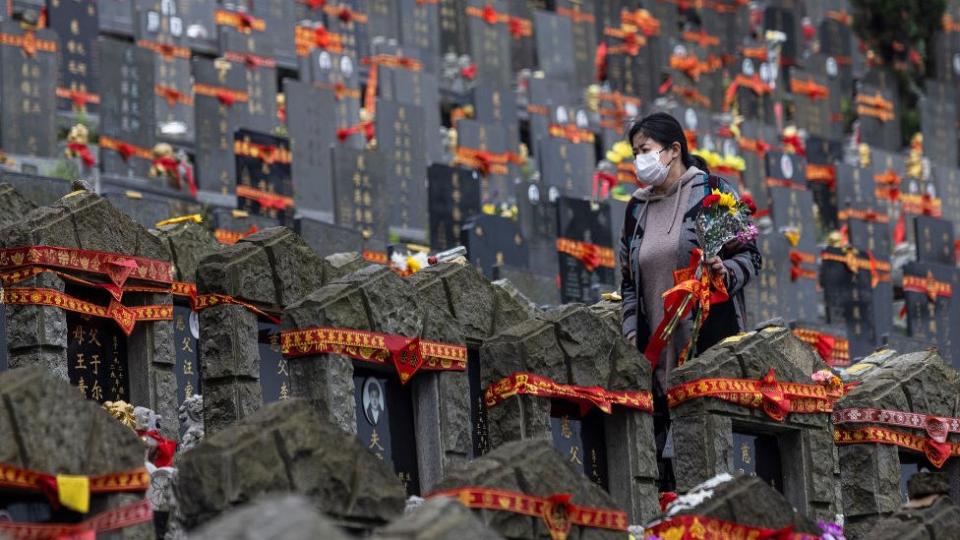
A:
[627,112,709,174]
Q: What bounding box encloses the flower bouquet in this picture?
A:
[644,187,758,366]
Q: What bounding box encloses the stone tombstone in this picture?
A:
[373,52,444,166]
[744,229,790,330]
[934,163,960,238]
[295,219,365,258]
[805,135,844,230]
[175,398,406,532]
[504,2,535,72]
[193,56,246,201]
[191,495,352,540]
[430,439,634,538]
[134,11,196,144]
[332,146,390,242]
[284,78,336,222]
[820,246,894,360]
[555,0,597,93]
[525,76,575,153]
[464,0,512,90]
[428,164,482,252]
[0,171,72,206]
[219,28,280,134]
[152,221,222,408]
[174,0,217,52]
[48,0,100,114]
[366,0,402,41]
[372,496,502,540]
[98,0,135,35]
[833,350,960,538]
[515,180,559,278]
[437,0,468,56]
[0,191,179,436]
[375,101,428,241]
[738,121,778,200]
[398,0,441,74]
[0,367,154,538]
[668,327,839,521]
[857,80,900,152]
[461,213,529,281]
[866,472,960,540]
[645,474,824,539]
[534,10,575,82]
[0,22,58,158]
[194,226,327,436]
[209,206,280,246]
[323,0,371,63]
[915,215,956,266]
[537,124,596,199]
[556,196,615,304]
[789,69,833,139]
[494,269,560,307]
[921,80,958,168]
[767,181,819,322]
[902,262,959,366]
[602,11,660,106]
[477,304,658,521]
[281,264,469,494]
[763,5,800,65]
[248,0,298,67]
[98,36,157,179]
[96,177,202,229]
[472,82,520,159]
[234,128,294,225]
[455,119,514,203]
[304,49,364,150]
[846,213,892,261]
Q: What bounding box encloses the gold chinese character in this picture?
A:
[87,328,101,347]
[72,325,85,343]
[90,380,103,402]
[89,354,100,375]
[741,442,752,465]
[369,429,386,457]
[184,381,194,397]
[278,358,288,376]
[560,416,573,439]
[176,315,186,332]
[182,336,194,353]
[76,377,88,398]
[569,445,583,465]
[75,353,86,370]
[183,358,194,375]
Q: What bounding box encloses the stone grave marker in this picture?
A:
[455,118,515,203]
[248,0,298,67]
[48,0,100,115]
[295,218,366,257]
[472,82,520,160]
[332,146,390,243]
[738,121,778,201]
[478,304,659,521]
[833,350,960,538]
[398,0,441,74]
[556,196,615,304]
[194,226,327,435]
[463,0,512,90]
[744,229,790,330]
[135,10,196,144]
[820,245,894,360]
[515,180,559,278]
[437,0,468,57]
[538,121,596,199]
[857,80,900,152]
[98,36,157,179]
[193,56,246,202]
[922,80,958,168]
[283,78,336,223]
[555,0,597,92]
[789,69,833,139]
[322,0,372,63]
[915,215,956,266]
[209,206,280,245]
[374,100,428,241]
[669,327,839,521]
[175,398,406,532]
[0,191,179,435]
[601,8,661,105]
[98,0,134,35]
[805,135,844,230]
[934,163,960,240]
[234,128,294,225]
[0,367,154,538]
[461,213,528,280]
[428,164,481,252]
[902,262,959,365]
[303,49,365,150]
[219,26,280,134]
[768,183,819,323]
[0,21,58,158]
[281,264,469,494]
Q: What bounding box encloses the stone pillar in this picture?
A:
[671,412,734,492]
[840,444,902,538]
[605,410,660,522]
[5,272,68,379]
[287,351,356,435]
[412,370,473,492]
[200,304,262,436]
[127,292,178,437]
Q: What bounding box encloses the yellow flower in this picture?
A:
[719,192,737,208]
[613,140,633,160]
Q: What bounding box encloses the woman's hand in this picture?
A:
[706,256,727,279]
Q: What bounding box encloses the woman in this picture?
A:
[619,112,761,488]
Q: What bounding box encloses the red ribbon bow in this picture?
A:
[116,142,136,162]
[460,63,477,80]
[759,368,791,421]
[136,430,177,468]
[67,142,96,168]
[382,335,424,384]
[215,90,236,107]
[815,334,836,363]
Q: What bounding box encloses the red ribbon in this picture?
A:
[67,142,96,168]
[152,156,198,197]
[592,170,618,199]
[216,90,236,107]
[460,63,477,80]
[136,430,177,468]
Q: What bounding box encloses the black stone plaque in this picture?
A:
[366,0,401,41]
[846,216,892,261]
[461,213,529,280]
[505,2,535,72]
[744,230,790,329]
[732,431,784,492]
[177,0,218,51]
[835,163,881,214]
[259,320,290,403]
[283,79,336,221]
[805,135,843,230]
[934,164,960,237]
[324,0,371,62]
[921,80,958,167]
[556,196,615,304]
[604,34,659,106]
[48,0,100,114]
[763,6,798,65]
[295,217,365,256]
[172,303,200,409]
[789,69,832,139]
[738,121,778,200]
[515,180,559,278]
[304,49,364,150]
[428,164,482,251]
[765,151,807,188]
[456,118,513,203]
[465,0,512,90]
[768,186,819,322]
[915,216,956,266]
[555,0,597,92]
[538,134,595,199]
[99,36,156,178]
[534,10,575,80]
[234,129,294,224]
[821,246,894,360]
[0,22,58,157]
[354,367,421,496]
[332,146,390,241]
[857,81,900,152]
[249,0,298,66]
[375,101,428,240]
[903,262,958,365]
[551,408,608,488]
[193,56,246,196]
[467,347,488,457]
[98,0,134,35]
[399,0,441,74]
[438,0,468,56]
[220,29,280,134]
[137,35,194,143]
[65,295,129,404]
[472,82,520,159]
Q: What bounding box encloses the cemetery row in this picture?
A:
[1,185,960,540]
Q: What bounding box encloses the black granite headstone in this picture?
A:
[193,56,246,198]
[551,408,608,489]
[438,0,468,56]
[65,292,129,404]
[283,79,336,222]
[0,22,58,157]
[914,216,957,267]
[259,320,290,403]
[555,0,597,92]
[464,0,512,90]
[234,129,294,224]
[48,0,100,114]
[461,213,529,280]
[428,164,482,251]
[332,146,390,241]
[732,431,784,492]
[375,101,428,241]
[556,196,615,304]
[172,303,200,410]
[902,262,958,365]
[399,0,441,74]
[921,80,958,167]
[820,246,894,360]
[99,36,156,178]
[515,181,559,278]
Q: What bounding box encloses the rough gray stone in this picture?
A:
[320,252,366,284]
[866,496,960,540]
[189,495,350,540]
[372,497,504,540]
[0,182,37,229]
[657,474,821,535]
[152,221,221,283]
[175,399,406,531]
[0,368,153,539]
[434,439,624,540]
[910,472,951,499]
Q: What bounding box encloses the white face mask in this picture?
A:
[634,148,673,186]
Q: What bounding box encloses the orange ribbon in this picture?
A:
[604,25,646,56]
[856,92,895,122]
[555,238,615,272]
[621,9,661,36]
[98,136,152,162]
[465,5,532,38]
[737,137,770,156]
[294,24,344,55]
[821,249,890,289]
[724,74,772,111]
[835,426,960,468]
[235,184,294,211]
[454,147,511,176]
[484,372,653,416]
[644,249,728,367]
[556,6,595,25]
[681,30,720,47]
[322,4,368,24]
[0,499,153,540]
[136,39,190,60]
[224,51,278,69]
[0,30,57,56]
[547,124,595,144]
[793,328,850,366]
[668,368,833,421]
[806,163,835,188]
[838,207,889,223]
[669,54,722,81]
[194,83,248,107]
[672,84,711,108]
[55,87,101,109]
[427,488,628,540]
[214,9,266,32]
[0,246,173,287]
[155,84,193,107]
[646,514,805,540]
[280,326,467,384]
[790,78,829,100]
[903,271,953,302]
[362,250,389,265]
[233,139,292,165]
[900,193,942,217]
